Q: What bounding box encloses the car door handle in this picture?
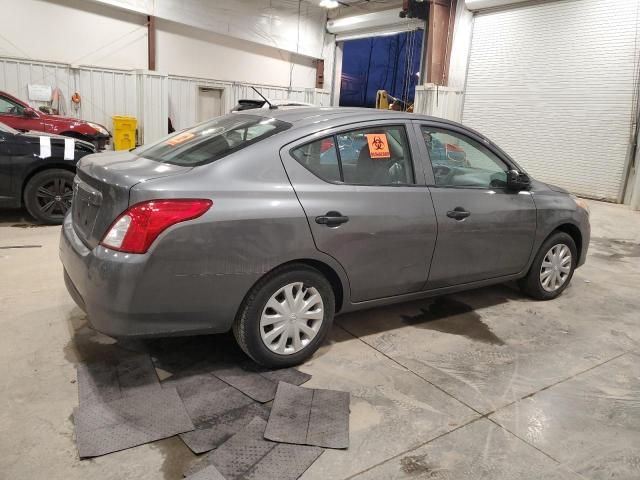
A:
[446,207,470,220]
[315,211,349,227]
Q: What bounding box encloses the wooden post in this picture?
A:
[148,15,156,71]
[425,0,456,86]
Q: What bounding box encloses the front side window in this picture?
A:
[0,96,24,116]
[135,114,290,166]
[291,125,414,186]
[421,127,508,188]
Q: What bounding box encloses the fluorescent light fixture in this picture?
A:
[320,0,339,8]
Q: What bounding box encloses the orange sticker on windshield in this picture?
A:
[365,134,391,159]
[166,131,194,146]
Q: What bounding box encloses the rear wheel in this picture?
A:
[519,231,577,300]
[24,169,75,224]
[233,264,335,368]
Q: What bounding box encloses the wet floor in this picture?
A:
[1,200,639,480]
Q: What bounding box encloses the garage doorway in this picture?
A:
[339,29,424,108]
[197,87,223,121]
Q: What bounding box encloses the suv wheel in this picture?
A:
[24,169,75,224]
[233,264,335,368]
[519,231,577,300]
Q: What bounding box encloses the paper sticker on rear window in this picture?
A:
[166,131,195,146]
[365,134,391,159]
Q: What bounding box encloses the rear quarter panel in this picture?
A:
[127,139,350,331]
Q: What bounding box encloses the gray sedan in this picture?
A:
[60,108,590,367]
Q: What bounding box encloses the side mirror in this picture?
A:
[506,169,531,191]
[24,107,39,118]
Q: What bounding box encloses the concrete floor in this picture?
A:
[0,199,639,480]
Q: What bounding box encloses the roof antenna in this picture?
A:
[251,86,275,109]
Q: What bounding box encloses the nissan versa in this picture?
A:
[60,108,590,367]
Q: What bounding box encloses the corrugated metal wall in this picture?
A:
[167,76,331,131]
[137,71,169,144]
[413,85,464,121]
[0,57,136,132]
[78,67,137,130]
[0,56,331,145]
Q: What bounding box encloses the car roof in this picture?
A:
[235,107,464,130]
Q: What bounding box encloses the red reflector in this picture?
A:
[101,199,212,254]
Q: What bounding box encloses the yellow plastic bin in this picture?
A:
[112,115,137,151]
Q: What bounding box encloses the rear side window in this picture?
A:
[291,125,414,186]
[135,114,290,166]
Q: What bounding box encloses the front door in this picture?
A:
[0,94,43,132]
[281,122,437,302]
[416,123,537,289]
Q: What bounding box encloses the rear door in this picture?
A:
[280,121,437,302]
[414,121,537,289]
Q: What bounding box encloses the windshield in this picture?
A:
[0,122,19,135]
[135,114,290,166]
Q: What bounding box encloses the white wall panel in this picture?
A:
[0,58,73,112]
[0,57,136,130]
[414,85,464,121]
[1,57,329,144]
[137,71,169,144]
[463,0,640,201]
[168,75,330,131]
[155,19,318,88]
[0,0,147,70]
[89,0,328,59]
[78,68,137,131]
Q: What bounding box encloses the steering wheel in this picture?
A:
[432,164,451,184]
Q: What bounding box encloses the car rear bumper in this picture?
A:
[59,213,250,337]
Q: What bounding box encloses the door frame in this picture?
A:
[280,118,428,187]
[196,86,225,122]
[410,119,526,188]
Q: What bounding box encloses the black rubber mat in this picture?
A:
[73,387,194,458]
[77,352,160,405]
[211,364,311,403]
[163,370,270,453]
[184,465,226,480]
[186,417,322,480]
[264,382,350,449]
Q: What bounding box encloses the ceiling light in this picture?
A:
[320,0,340,8]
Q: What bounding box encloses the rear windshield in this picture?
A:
[135,114,290,166]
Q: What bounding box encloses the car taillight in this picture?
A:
[100,199,212,254]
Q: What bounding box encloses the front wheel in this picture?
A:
[24,169,75,224]
[233,264,335,368]
[519,231,577,300]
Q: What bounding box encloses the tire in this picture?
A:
[519,231,577,300]
[233,264,335,368]
[24,168,75,225]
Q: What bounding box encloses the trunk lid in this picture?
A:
[72,150,191,248]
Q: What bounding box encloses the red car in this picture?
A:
[0,90,111,149]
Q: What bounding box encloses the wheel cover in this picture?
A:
[35,177,73,219]
[540,243,572,292]
[259,282,324,355]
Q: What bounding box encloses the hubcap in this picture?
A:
[260,282,324,355]
[35,177,73,218]
[540,244,572,292]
